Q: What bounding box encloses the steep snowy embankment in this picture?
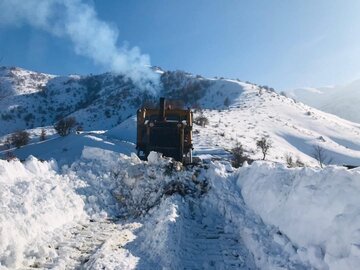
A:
[0,157,85,269]
[238,162,360,269]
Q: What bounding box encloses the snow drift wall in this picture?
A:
[238,162,360,270]
[0,157,85,268]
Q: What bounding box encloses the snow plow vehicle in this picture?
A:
[136,97,193,163]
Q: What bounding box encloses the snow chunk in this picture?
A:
[147,151,164,165]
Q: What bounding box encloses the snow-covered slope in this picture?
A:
[287,79,360,123]
[196,88,360,166]
[0,67,156,135]
[0,66,55,98]
[106,81,360,167]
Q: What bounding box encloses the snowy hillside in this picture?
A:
[0,66,155,135]
[2,66,360,269]
[0,66,55,98]
[106,81,360,167]
[195,88,360,167]
[287,79,360,123]
[3,66,360,167]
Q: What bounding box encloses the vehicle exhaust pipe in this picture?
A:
[159,97,166,121]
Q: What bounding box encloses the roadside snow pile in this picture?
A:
[201,161,308,269]
[238,162,360,269]
[66,147,208,219]
[0,157,85,269]
[125,195,185,269]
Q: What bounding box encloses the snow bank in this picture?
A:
[64,147,205,268]
[134,196,184,268]
[0,157,85,268]
[66,147,204,219]
[238,162,360,269]
[201,161,308,269]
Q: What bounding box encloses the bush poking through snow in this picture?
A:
[54,117,77,136]
[279,91,287,97]
[285,153,293,167]
[39,129,46,141]
[194,115,209,127]
[284,153,305,168]
[256,136,272,160]
[4,136,12,149]
[4,151,16,161]
[231,143,251,168]
[10,130,30,148]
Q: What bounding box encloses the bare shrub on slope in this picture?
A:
[40,128,46,141]
[10,130,30,148]
[256,136,272,160]
[312,145,332,168]
[231,143,252,168]
[54,117,77,136]
[284,153,305,168]
[194,115,209,127]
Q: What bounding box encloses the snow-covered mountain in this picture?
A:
[2,66,360,167]
[2,66,360,269]
[0,66,55,98]
[287,79,360,123]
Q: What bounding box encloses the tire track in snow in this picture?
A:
[55,220,119,269]
[20,219,121,270]
[177,198,256,269]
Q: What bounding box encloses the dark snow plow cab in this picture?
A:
[136,97,193,163]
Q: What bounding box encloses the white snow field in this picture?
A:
[1,67,360,269]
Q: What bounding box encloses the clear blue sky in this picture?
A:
[1,0,360,90]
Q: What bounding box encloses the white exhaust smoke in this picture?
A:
[0,0,159,91]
